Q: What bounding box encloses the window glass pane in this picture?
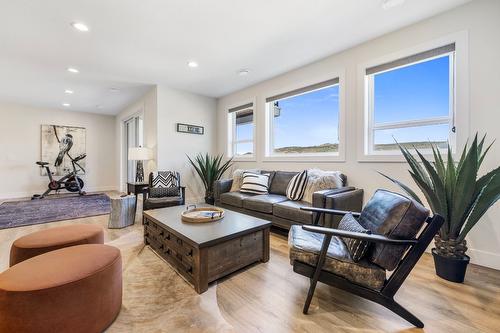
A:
[272,85,339,154]
[236,142,253,156]
[373,55,450,124]
[373,123,449,151]
[236,111,253,141]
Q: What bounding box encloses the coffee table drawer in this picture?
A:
[207,230,264,282]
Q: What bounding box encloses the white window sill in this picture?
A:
[231,156,257,162]
[358,150,453,163]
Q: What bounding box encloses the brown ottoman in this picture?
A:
[9,224,104,266]
[0,244,122,333]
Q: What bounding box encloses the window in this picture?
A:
[365,44,455,155]
[265,79,340,157]
[228,102,254,158]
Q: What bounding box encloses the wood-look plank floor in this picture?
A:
[1,194,499,332]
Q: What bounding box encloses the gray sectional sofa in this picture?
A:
[214,170,363,230]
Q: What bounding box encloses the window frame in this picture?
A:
[357,31,469,162]
[226,99,256,161]
[263,72,346,162]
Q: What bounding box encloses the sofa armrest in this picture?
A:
[214,179,233,203]
[324,188,364,228]
[311,187,357,226]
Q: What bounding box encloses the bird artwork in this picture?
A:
[55,134,74,166]
[41,125,86,176]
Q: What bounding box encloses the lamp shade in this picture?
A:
[128,147,152,161]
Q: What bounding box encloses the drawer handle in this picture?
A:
[186,266,193,274]
[187,249,193,256]
[166,234,170,240]
[159,231,164,237]
[165,248,171,255]
[159,244,164,250]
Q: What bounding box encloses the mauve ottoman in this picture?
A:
[9,224,104,266]
[0,244,122,333]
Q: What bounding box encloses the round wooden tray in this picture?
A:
[181,205,225,223]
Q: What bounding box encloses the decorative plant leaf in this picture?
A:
[187,153,233,196]
[377,171,423,204]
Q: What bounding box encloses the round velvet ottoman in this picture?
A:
[0,244,122,333]
[9,224,104,266]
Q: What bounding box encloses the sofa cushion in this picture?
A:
[273,200,312,224]
[230,169,260,192]
[288,225,386,290]
[269,171,298,195]
[302,169,343,204]
[242,194,288,214]
[359,189,430,271]
[220,191,256,208]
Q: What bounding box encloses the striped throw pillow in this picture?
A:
[286,170,308,201]
[240,172,269,194]
[338,213,371,262]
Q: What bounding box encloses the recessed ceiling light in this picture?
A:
[71,22,89,32]
[109,87,120,93]
[67,67,79,73]
[187,61,199,68]
[382,0,405,10]
[64,89,74,94]
[238,69,250,76]
[62,103,71,107]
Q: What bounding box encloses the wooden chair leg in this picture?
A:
[303,234,332,315]
[386,299,424,328]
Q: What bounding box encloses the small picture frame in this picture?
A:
[176,123,204,135]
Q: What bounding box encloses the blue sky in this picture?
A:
[235,55,450,153]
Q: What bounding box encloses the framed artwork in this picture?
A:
[176,123,204,135]
[40,125,86,176]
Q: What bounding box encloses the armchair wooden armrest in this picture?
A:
[301,225,418,245]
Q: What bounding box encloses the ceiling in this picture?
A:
[0,0,470,115]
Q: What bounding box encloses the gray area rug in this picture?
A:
[0,194,110,229]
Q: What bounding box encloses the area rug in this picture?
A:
[0,194,111,229]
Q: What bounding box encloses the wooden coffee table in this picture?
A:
[143,205,271,294]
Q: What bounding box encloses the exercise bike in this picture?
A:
[32,153,87,199]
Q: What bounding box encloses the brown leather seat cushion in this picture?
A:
[0,244,122,333]
[9,224,104,266]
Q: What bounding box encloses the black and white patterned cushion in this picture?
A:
[240,172,269,194]
[286,170,308,201]
[150,171,180,197]
[338,213,371,262]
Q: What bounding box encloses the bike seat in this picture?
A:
[36,161,49,166]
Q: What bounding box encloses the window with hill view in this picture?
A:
[365,44,455,154]
[266,80,340,155]
[229,103,254,158]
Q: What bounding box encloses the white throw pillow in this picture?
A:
[286,170,308,201]
[240,172,269,194]
[230,169,260,192]
[302,169,343,203]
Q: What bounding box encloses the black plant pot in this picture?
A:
[205,196,215,205]
[432,248,470,283]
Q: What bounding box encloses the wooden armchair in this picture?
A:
[289,189,444,328]
[143,171,185,210]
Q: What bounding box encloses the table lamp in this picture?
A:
[128,147,152,182]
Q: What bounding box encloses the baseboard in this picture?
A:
[0,185,118,201]
[467,248,500,270]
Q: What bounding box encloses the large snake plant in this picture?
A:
[380,134,499,258]
[187,153,233,201]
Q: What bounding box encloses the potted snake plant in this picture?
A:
[187,153,233,204]
[380,134,499,283]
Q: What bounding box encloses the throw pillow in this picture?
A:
[151,171,180,197]
[286,170,308,201]
[240,172,269,194]
[302,169,343,204]
[338,213,371,262]
[230,169,260,192]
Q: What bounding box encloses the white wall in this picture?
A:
[115,87,158,191]
[216,0,500,269]
[157,85,217,202]
[0,102,116,199]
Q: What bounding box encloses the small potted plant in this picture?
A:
[187,153,233,204]
[380,134,499,283]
